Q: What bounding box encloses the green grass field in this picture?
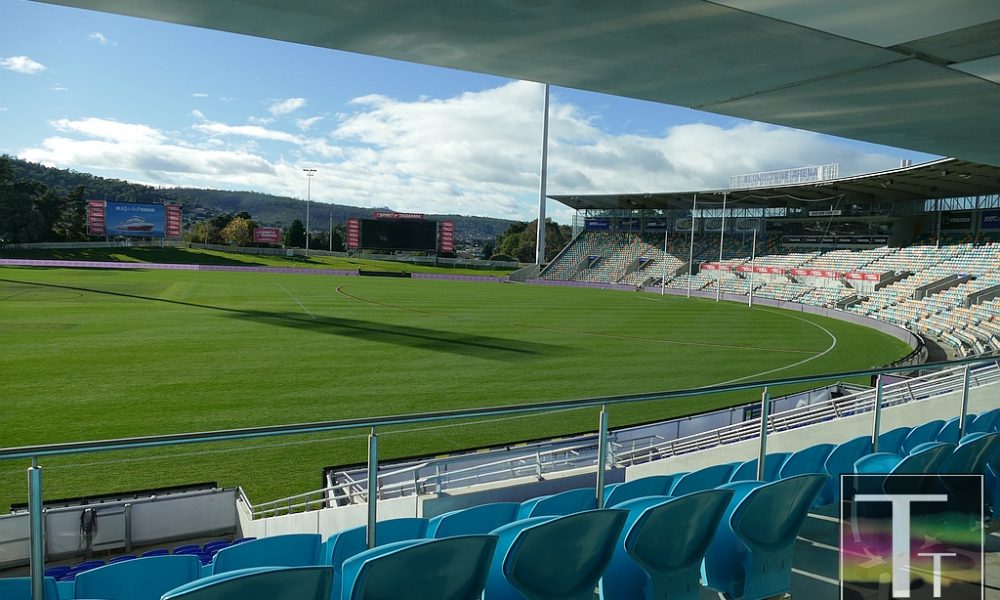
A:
[0,260,911,510]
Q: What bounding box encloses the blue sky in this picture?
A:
[1,0,939,222]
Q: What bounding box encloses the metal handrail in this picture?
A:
[2,356,993,462]
[6,355,998,600]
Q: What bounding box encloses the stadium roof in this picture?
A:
[549,158,1000,210]
[37,1,1000,168]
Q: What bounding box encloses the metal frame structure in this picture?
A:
[2,356,996,598]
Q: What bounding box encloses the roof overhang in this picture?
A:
[549,158,1000,210]
[35,1,1000,166]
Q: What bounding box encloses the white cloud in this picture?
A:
[1,56,46,75]
[18,82,910,221]
[268,97,306,116]
[296,116,322,131]
[88,32,113,45]
[191,92,209,98]
[191,109,205,119]
[194,120,303,144]
[50,85,69,92]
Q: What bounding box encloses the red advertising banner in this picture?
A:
[792,268,842,279]
[438,220,455,254]
[701,263,733,272]
[87,200,106,236]
[373,211,424,220]
[252,227,282,244]
[346,218,360,249]
[845,272,881,282]
[165,204,182,239]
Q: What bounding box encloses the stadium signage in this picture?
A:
[791,268,841,278]
[940,210,973,231]
[438,220,455,254]
[737,265,785,274]
[845,272,881,282]
[808,209,842,217]
[733,218,761,232]
[373,211,424,220]
[701,263,733,271]
[585,219,610,231]
[346,218,360,249]
[645,220,669,232]
[783,235,888,246]
[87,200,106,236]
[165,205,182,239]
[703,217,725,232]
[674,217,696,232]
[981,209,1000,230]
[252,227,282,244]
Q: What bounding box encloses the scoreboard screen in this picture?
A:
[358,218,438,250]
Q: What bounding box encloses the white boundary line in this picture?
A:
[275,282,316,320]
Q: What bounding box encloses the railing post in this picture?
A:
[755,388,769,481]
[958,365,971,439]
[871,375,884,452]
[596,405,609,509]
[28,458,44,600]
[366,428,378,549]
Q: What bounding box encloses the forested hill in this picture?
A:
[7,158,516,243]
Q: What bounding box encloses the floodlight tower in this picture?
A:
[303,168,317,254]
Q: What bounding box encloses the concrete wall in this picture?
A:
[625,380,999,480]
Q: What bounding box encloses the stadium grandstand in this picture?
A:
[3,2,1000,600]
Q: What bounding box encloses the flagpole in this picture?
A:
[716,192,727,302]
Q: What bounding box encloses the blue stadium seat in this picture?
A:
[161,565,332,600]
[729,453,790,483]
[703,474,827,600]
[484,509,628,600]
[74,555,202,600]
[671,463,738,496]
[900,420,945,454]
[821,436,872,505]
[0,576,60,600]
[935,416,964,444]
[517,487,597,518]
[107,555,137,564]
[140,549,170,558]
[323,517,428,593]
[969,408,1000,434]
[943,432,1000,475]
[340,535,497,600]
[854,442,955,475]
[172,544,202,555]
[604,474,684,507]
[599,489,733,600]
[211,533,321,574]
[876,426,911,454]
[426,502,520,538]
[777,443,833,480]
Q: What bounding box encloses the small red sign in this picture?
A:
[252,227,282,244]
[87,200,106,236]
[347,218,360,249]
[438,220,455,254]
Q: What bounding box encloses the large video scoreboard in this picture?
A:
[347,212,454,253]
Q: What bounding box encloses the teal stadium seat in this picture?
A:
[900,420,945,454]
[599,489,733,600]
[603,474,684,507]
[161,566,332,600]
[0,576,60,600]
[670,463,738,497]
[484,509,628,600]
[821,436,872,505]
[729,453,790,483]
[340,535,497,600]
[74,555,201,600]
[777,444,833,480]
[703,474,828,600]
[322,517,428,593]
[211,533,321,574]
[426,502,520,538]
[876,427,911,454]
[516,487,597,519]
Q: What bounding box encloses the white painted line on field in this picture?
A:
[791,568,840,586]
[709,311,838,387]
[275,283,316,320]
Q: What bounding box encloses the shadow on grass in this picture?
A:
[0,278,558,361]
[0,247,269,266]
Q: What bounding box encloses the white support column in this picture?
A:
[716,193,728,302]
[660,226,668,295]
[748,228,757,308]
[535,83,550,266]
[686,194,697,298]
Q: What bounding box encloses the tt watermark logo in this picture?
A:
[840,475,984,599]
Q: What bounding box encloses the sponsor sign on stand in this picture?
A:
[346,218,360,249]
[252,227,282,244]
